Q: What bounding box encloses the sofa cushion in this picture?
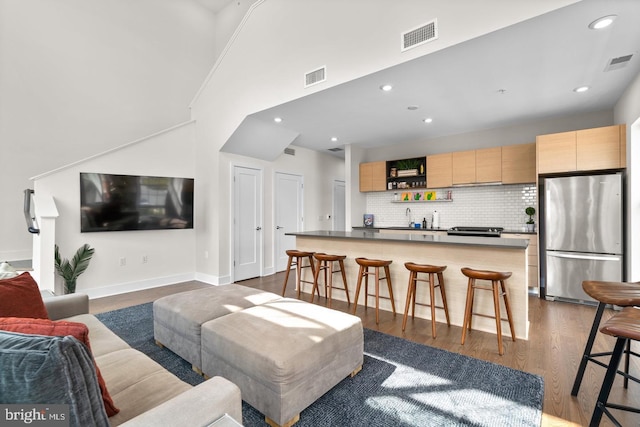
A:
[0,272,48,319]
[95,348,192,426]
[0,317,120,417]
[0,330,110,426]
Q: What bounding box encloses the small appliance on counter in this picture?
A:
[363,214,374,228]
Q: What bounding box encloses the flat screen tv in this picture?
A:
[80,173,194,232]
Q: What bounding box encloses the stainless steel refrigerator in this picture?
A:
[543,173,624,303]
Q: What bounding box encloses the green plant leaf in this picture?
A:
[54,244,94,289]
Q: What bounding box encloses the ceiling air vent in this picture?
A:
[284,147,295,156]
[604,54,633,72]
[328,147,343,152]
[402,19,438,52]
[304,66,326,88]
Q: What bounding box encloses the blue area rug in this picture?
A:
[97,303,543,426]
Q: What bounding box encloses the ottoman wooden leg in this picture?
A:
[266,414,300,427]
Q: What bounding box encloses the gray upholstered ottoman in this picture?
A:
[153,285,282,371]
[201,298,364,427]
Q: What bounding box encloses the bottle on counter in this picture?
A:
[422,217,427,229]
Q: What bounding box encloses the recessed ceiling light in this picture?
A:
[574,86,590,93]
[588,15,617,30]
[380,84,393,92]
[423,118,433,124]
[330,137,338,142]
[274,117,282,123]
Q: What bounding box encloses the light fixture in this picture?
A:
[573,86,590,93]
[330,137,338,142]
[423,118,433,124]
[380,84,393,92]
[274,117,282,123]
[588,15,617,30]
[407,105,419,111]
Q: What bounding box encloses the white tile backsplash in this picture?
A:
[365,184,537,231]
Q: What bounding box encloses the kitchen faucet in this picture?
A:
[406,207,413,227]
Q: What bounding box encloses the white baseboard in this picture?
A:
[195,271,231,286]
[83,273,199,299]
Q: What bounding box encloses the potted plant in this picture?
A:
[525,206,536,232]
[54,243,95,294]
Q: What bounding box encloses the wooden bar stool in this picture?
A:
[571,280,640,396]
[402,263,450,338]
[460,267,515,356]
[352,258,396,324]
[281,250,317,299]
[589,306,640,427]
[311,253,350,308]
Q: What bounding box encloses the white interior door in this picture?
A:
[333,180,346,231]
[275,172,303,272]
[234,166,262,281]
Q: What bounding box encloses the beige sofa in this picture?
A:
[45,293,242,426]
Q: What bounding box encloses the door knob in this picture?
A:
[256,226,262,231]
[276,226,283,229]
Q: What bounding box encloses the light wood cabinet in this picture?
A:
[451,148,502,184]
[536,125,626,174]
[536,131,576,174]
[452,150,476,184]
[359,161,386,192]
[502,233,538,289]
[577,125,621,171]
[426,153,452,188]
[502,143,536,184]
[476,147,502,183]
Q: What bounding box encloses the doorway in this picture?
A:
[233,166,263,281]
[275,172,303,272]
[333,180,346,231]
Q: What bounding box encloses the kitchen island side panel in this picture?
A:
[294,235,529,340]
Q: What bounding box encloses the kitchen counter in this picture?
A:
[287,230,530,340]
[352,226,537,235]
[289,230,529,249]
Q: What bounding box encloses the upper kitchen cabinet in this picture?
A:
[476,147,502,183]
[501,143,536,184]
[536,130,576,174]
[359,161,386,192]
[537,125,626,174]
[576,125,625,171]
[452,147,501,185]
[452,150,475,184]
[426,153,452,188]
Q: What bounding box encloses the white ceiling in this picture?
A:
[230,0,640,159]
[195,0,234,14]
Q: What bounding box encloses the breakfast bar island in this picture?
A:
[286,230,530,340]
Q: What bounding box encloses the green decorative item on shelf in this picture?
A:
[54,243,95,294]
[525,206,536,224]
[395,159,421,170]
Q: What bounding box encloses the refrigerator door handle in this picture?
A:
[547,252,621,262]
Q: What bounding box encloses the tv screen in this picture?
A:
[80,173,194,232]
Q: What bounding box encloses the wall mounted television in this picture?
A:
[80,173,194,232]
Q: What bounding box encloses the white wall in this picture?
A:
[191,0,577,279]
[210,146,344,282]
[0,0,217,262]
[614,70,640,281]
[32,122,197,298]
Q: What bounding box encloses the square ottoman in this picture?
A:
[201,298,363,427]
[153,284,282,371]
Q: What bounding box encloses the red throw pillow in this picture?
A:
[0,272,48,319]
[0,317,120,417]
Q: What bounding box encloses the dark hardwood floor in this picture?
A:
[90,273,639,427]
